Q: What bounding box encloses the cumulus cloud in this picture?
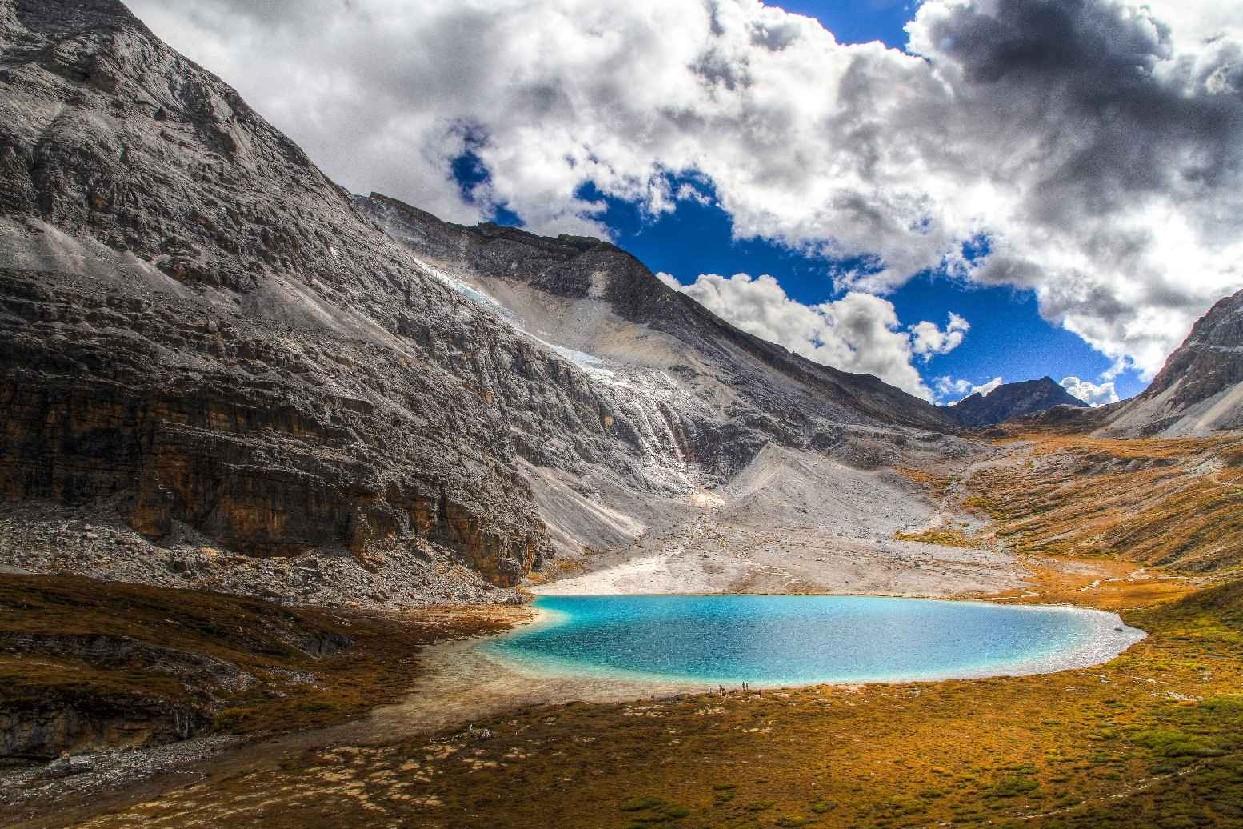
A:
[668,273,966,400]
[655,272,682,290]
[911,313,970,360]
[907,0,1243,377]
[936,375,1004,404]
[1060,376,1121,406]
[127,0,1243,379]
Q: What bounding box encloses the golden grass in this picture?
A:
[16,432,1243,828]
[894,527,985,548]
[966,431,1243,577]
[992,555,1194,611]
[894,466,953,498]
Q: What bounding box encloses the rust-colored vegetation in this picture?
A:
[74,579,1243,829]
[17,432,1243,829]
[967,431,1243,578]
[0,575,517,747]
[894,527,985,548]
[894,466,954,498]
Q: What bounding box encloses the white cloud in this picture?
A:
[910,312,969,360]
[127,0,1243,380]
[937,375,1004,404]
[655,272,682,290]
[669,273,966,400]
[1060,376,1121,407]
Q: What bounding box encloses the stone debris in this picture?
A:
[0,736,239,810]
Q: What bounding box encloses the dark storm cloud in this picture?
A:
[929,0,1243,203]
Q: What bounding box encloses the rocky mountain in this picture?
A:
[948,377,1088,427]
[357,195,973,564]
[1101,288,1243,437]
[357,195,951,434]
[0,0,962,605]
[0,0,571,599]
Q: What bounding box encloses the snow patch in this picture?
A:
[418,261,518,324]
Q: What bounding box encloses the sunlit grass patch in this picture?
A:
[894,527,985,548]
[963,431,1243,575]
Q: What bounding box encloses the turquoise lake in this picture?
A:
[486,595,1144,686]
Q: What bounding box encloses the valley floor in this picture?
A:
[10,555,1239,829]
[3,430,1242,828]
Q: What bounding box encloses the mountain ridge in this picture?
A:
[359,192,954,436]
[1102,288,1243,437]
[2,0,1239,608]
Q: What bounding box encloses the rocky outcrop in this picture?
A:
[2,688,204,761]
[948,377,1088,427]
[0,572,486,762]
[1102,288,1243,436]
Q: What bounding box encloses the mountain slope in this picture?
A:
[359,194,953,444]
[1103,288,1243,436]
[0,0,968,603]
[357,194,975,563]
[948,377,1088,427]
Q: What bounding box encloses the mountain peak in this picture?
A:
[951,377,1088,427]
[0,0,962,611]
[11,0,138,37]
[1103,287,1243,436]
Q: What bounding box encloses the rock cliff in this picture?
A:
[1102,288,1243,436]
[0,0,563,592]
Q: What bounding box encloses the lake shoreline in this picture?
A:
[479,594,1146,691]
[61,567,1243,829]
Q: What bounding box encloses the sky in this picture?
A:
[127,0,1243,405]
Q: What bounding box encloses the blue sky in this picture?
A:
[779,0,916,49]
[457,157,1137,405]
[449,1,1145,404]
[752,0,1139,399]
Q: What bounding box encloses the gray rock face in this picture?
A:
[948,377,1088,428]
[360,194,954,453]
[0,0,961,603]
[358,194,969,558]
[0,0,565,590]
[1102,288,1243,436]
